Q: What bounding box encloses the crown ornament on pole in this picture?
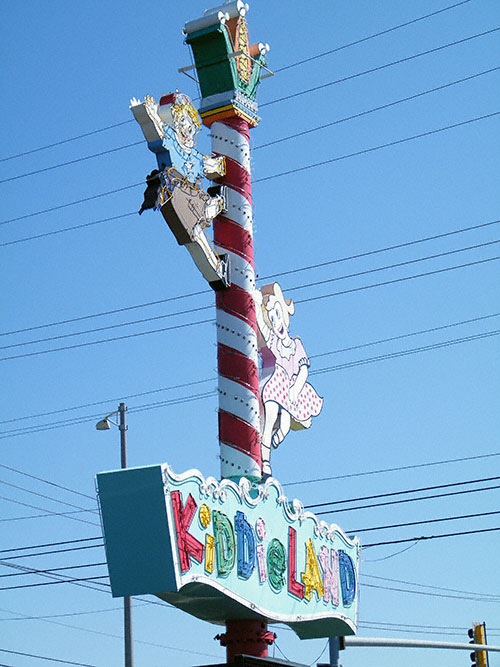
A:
[182,0,271,128]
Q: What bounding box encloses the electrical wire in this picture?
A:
[0,0,471,164]
[311,328,500,376]
[362,574,500,600]
[263,218,500,281]
[294,255,500,307]
[255,65,500,150]
[0,495,100,527]
[2,215,498,341]
[274,0,473,73]
[0,317,214,363]
[0,377,214,425]
[316,483,500,515]
[0,212,136,248]
[3,238,497,352]
[361,577,500,602]
[0,391,216,439]
[0,462,94,500]
[0,510,92,523]
[307,475,500,509]
[284,451,500,487]
[253,110,500,184]
[0,119,134,163]
[1,254,498,363]
[2,538,104,562]
[0,562,107,579]
[262,26,500,107]
[286,238,500,295]
[0,537,102,555]
[0,576,109,592]
[0,309,496,430]
[4,63,496,190]
[309,312,500,361]
[1,44,497,226]
[0,182,143,226]
[0,478,97,514]
[0,606,221,660]
[347,509,500,534]
[0,325,495,438]
[363,526,500,547]
[0,647,97,667]
[0,141,142,184]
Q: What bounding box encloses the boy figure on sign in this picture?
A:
[130,91,229,290]
[254,283,323,480]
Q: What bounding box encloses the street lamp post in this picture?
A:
[96,402,133,667]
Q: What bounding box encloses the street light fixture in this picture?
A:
[96,402,133,667]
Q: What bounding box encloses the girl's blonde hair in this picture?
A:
[261,282,294,330]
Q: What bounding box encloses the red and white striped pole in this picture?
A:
[210,117,262,482]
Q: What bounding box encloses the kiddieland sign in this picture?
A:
[97,465,360,639]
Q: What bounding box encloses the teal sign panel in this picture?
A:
[96,464,360,639]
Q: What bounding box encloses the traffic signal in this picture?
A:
[468,622,489,667]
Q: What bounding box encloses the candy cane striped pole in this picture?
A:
[210,117,262,481]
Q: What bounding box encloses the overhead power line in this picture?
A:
[0,377,214,425]
[0,544,103,562]
[363,526,500,548]
[4,63,496,192]
[348,509,500,534]
[0,141,142,185]
[3,216,498,337]
[256,65,500,150]
[0,182,142,227]
[0,462,94,500]
[0,212,136,248]
[0,310,497,430]
[0,562,107,580]
[285,451,500,487]
[0,317,214,362]
[0,119,134,163]
[362,573,500,600]
[263,26,500,107]
[294,255,500,307]
[0,391,216,439]
[0,495,99,527]
[0,576,108,591]
[274,0,473,73]
[3,238,497,353]
[0,479,97,516]
[316,482,500,515]
[0,647,97,667]
[0,0,473,165]
[361,573,500,601]
[309,311,500,360]
[0,326,496,438]
[307,475,500,509]
[254,110,500,184]
[0,537,102,556]
[1,253,498,363]
[311,328,500,376]
[1,104,496,232]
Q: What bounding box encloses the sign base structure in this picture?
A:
[97,464,360,640]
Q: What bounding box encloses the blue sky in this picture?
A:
[1,1,499,666]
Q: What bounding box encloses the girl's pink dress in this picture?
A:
[260,334,323,425]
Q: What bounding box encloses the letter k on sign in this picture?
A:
[171,490,204,572]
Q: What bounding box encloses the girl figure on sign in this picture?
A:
[254,283,323,480]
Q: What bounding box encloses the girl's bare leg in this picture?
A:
[261,401,279,477]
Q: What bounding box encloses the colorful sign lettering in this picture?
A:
[97,464,359,639]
